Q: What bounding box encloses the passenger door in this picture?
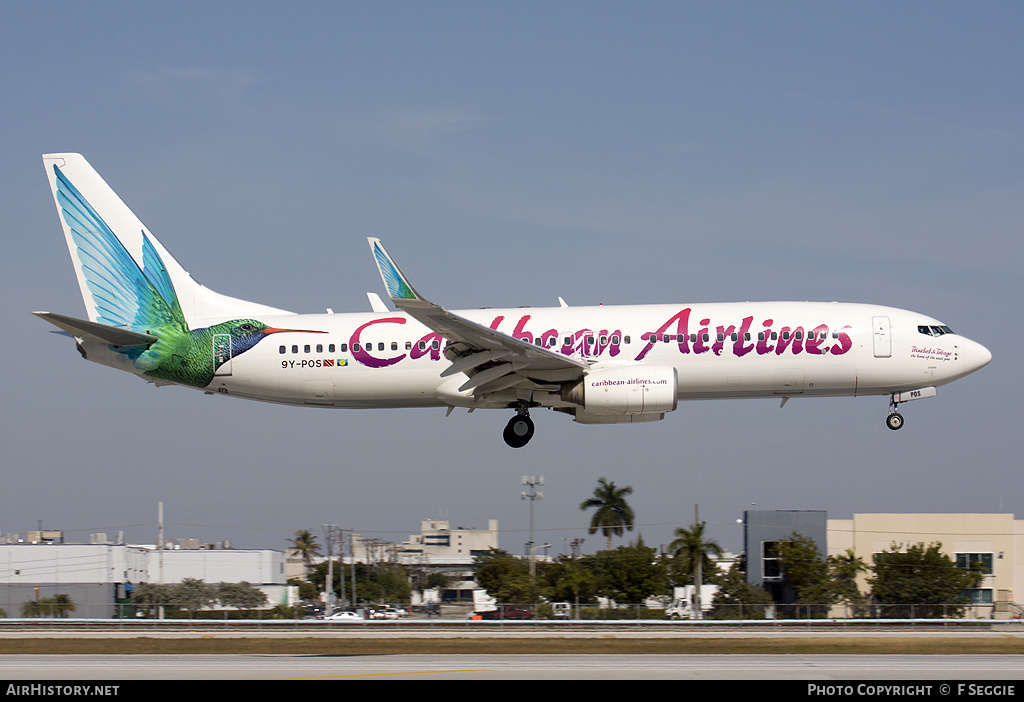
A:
[872,316,891,358]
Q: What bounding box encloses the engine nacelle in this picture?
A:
[573,410,666,424]
[563,364,678,416]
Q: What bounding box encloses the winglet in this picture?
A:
[367,238,423,304]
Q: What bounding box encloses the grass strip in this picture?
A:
[0,637,1021,656]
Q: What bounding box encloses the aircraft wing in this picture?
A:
[368,238,588,396]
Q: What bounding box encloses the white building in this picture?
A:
[0,539,288,618]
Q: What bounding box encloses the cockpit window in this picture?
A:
[918,325,955,337]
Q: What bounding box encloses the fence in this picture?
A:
[0,599,1017,622]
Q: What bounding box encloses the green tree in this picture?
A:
[362,561,413,603]
[288,576,319,600]
[474,551,542,603]
[668,521,724,587]
[20,594,76,618]
[582,539,667,605]
[169,578,218,618]
[548,558,597,612]
[423,572,451,591]
[868,542,981,618]
[288,529,322,574]
[579,477,635,550]
[775,532,829,601]
[772,532,836,616]
[47,594,76,618]
[472,548,513,568]
[217,582,268,611]
[827,548,868,613]
[129,583,173,616]
[307,560,412,605]
[709,562,774,619]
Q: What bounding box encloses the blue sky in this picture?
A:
[1,2,1020,556]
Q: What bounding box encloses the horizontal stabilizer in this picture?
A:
[32,311,157,347]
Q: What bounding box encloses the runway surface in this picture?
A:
[2,654,1023,680]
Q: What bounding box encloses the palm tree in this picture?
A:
[826,547,868,609]
[668,521,724,583]
[50,593,76,618]
[579,477,635,550]
[288,529,322,574]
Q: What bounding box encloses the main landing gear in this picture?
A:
[503,404,535,448]
[886,395,904,431]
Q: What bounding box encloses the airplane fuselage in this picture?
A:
[81,300,987,413]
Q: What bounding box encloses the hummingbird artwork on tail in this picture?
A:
[43,159,322,389]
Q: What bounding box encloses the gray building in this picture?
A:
[743,509,827,604]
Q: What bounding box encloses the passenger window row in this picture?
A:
[279,339,443,355]
[281,336,630,355]
[529,335,627,347]
[646,330,834,343]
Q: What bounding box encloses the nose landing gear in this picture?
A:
[503,405,535,448]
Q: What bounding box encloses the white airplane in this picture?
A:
[35,153,991,447]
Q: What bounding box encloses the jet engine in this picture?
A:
[562,364,678,416]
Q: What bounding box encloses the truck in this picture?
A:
[665,585,719,620]
[550,602,572,618]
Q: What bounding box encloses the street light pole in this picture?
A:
[521,476,543,578]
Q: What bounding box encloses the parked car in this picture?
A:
[303,605,326,619]
[368,607,400,620]
[324,610,363,621]
[470,606,534,620]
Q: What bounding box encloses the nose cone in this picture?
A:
[962,338,992,375]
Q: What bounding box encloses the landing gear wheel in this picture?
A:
[503,414,535,448]
[886,413,904,431]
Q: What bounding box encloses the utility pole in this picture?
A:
[323,524,337,611]
[337,528,347,606]
[521,476,543,578]
[350,530,357,607]
[694,504,703,621]
[158,502,164,621]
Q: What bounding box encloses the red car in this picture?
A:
[472,606,533,620]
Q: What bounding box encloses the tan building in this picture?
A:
[351,519,499,565]
[827,513,1024,618]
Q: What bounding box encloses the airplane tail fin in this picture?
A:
[42,153,290,332]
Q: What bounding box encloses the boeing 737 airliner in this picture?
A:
[35,154,991,447]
